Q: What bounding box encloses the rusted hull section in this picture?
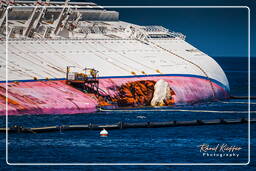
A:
[98,75,229,104]
[0,75,229,115]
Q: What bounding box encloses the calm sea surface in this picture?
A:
[0,57,255,170]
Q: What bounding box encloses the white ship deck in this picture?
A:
[0,37,229,90]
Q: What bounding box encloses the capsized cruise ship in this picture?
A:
[0,0,230,115]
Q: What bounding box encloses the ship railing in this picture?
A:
[12,1,100,8]
[146,32,185,40]
[167,31,186,40]
[6,36,132,41]
[5,36,185,42]
[142,26,186,40]
[142,26,169,33]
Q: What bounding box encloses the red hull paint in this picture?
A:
[0,76,229,115]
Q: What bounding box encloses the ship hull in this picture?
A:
[0,1,231,115]
[0,75,229,115]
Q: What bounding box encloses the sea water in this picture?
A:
[0,57,255,170]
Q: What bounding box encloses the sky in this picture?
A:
[88,0,255,57]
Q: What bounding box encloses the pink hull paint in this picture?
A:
[0,76,229,115]
[99,76,229,104]
[0,80,98,115]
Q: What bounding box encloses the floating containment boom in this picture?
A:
[1,118,254,134]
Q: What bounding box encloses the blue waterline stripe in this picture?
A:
[0,74,229,92]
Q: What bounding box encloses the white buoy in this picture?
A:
[100,128,108,137]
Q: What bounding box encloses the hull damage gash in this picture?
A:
[0,0,229,115]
